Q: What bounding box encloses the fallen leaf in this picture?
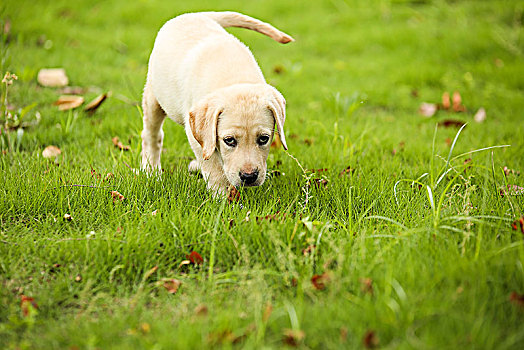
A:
[54,95,84,111]
[311,272,330,290]
[313,178,329,189]
[463,158,473,172]
[310,168,328,173]
[442,92,451,110]
[194,304,208,316]
[227,186,240,204]
[207,329,247,345]
[474,107,486,123]
[360,277,374,295]
[104,172,114,181]
[74,274,82,282]
[510,291,524,308]
[256,211,287,223]
[111,136,130,151]
[363,330,379,349]
[419,102,438,117]
[20,295,38,317]
[37,68,69,87]
[339,166,355,177]
[42,145,61,158]
[162,279,181,294]
[302,245,316,256]
[511,217,524,234]
[84,93,108,113]
[273,65,285,74]
[283,329,305,347]
[452,91,465,112]
[186,251,204,265]
[438,119,465,128]
[110,190,125,202]
[303,138,313,146]
[445,137,452,147]
[63,213,72,221]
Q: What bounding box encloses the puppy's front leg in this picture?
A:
[201,159,230,195]
[141,83,166,172]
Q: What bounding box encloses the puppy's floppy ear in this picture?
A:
[266,86,288,150]
[189,95,222,160]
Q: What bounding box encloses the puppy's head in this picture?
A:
[189,84,287,188]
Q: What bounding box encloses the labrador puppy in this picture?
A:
[141,11,293,194]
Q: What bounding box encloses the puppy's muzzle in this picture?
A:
[239,169,259,186]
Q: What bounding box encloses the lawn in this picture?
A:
[1,0,523,348]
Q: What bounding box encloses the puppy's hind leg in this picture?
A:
[141,82,166,172]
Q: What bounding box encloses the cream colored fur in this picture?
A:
[141,11,293,194]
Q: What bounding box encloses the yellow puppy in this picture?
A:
[141,12,293,194]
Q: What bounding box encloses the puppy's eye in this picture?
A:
[257,135,270,146]
[223,137,237,147]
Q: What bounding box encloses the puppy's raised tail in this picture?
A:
[202,11,294,44]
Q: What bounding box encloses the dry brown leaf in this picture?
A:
[110,190,125,202]
[363,330,379,349]
[63,213,72,221]
[360,277,374,295]
[162,279,181,294]
[510,291,524,308]
[438,119,465,128]
[75,274,82,282]
[311,272,330,290]
[54,95,84,111]
[419,102,438,117]
[111,136,131,151]
[283,329,305,347]
[42,145,61,158]
[20,295,38,317]
[37,68,69,87]
[474,107,486,123]
[510,217,524,234]
[227,186,241,204]
[442,92,451,110]
[194,304,208,316]
[186,251,204,265]
[302,245,316,256]
[84,93,108,112]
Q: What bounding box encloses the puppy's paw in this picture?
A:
[188,159,200,173]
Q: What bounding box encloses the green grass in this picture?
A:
[1,0,524,348]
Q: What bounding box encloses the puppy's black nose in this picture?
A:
[239,170,259,185]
